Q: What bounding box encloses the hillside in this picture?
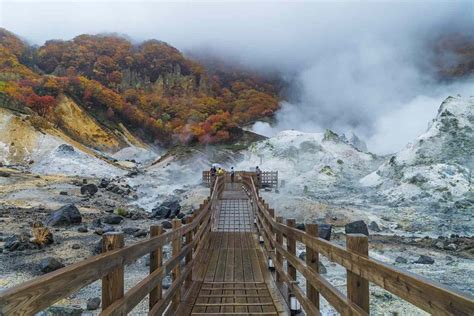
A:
[0,28,282,147]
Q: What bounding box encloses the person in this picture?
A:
[210,165,217,187]
[217,167,224,176]
[255,166,262,186]
[230,167,235,183]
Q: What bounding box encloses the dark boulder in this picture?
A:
[414,255,434,264]
[56,144,75,154]
[77,226,88,233]
[102,215,123,225]
[87,297,101,310]
[176,212,186,219]
[133,230,148,238]
[162,221,172,229]
[81,184,98,196]
[318,224,332,240]
[395,256,407,264]
[4,234,36,251]
[39,257,65,273]
[151,197,181,219]
[122,227,140,235]
[0,171,10,177]
[98,178,110,188]
[345,220,369,236]
[93,241,102,255]
[59,191,68,196]
[45,204,82,226]
[296,223,305,231]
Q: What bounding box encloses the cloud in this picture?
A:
[1,0,473,154]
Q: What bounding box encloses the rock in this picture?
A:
[98,178,110,188]
[162,221,172,229]
[369,221,381,232]
[176,212,185,219]
[445,243,457,251]
[123,227,140,235]
[59,191,68,196]
[414,255,435,264]
[319,262,327,274]
[395,256,407,264]
[93,241,102,255]
[91,218,102,228]
[151,197,181,219]
[131,213,140,220]
[102,215,123,225]
[71,244,80,249]
[0,171,11,177]
[45,204,82,226]
[4,234,36,251]
[298,251,306,261]
[40,257,65,273]
[57,144,75,154]
[86,297,101,310]
[162,275,172,289]
[81,184,98,196]
[318,224,332,240]
[435,242,444,249]
[345,220,369,236]
[133,230,147,238]
[296,223,305,231]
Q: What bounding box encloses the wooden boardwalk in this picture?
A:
[179,183,288,315]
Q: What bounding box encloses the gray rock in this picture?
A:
[98,178,110,188]
[123,227,140,235]
[40,257,65,273]
[133,230,148,238]
[414,255,434,264]
[102,215,123,225]
[296,223,305,231]
[162,221,172,229]
[369,221,381,232]
[162,275,172,289]
[45,204,82,226]
[318,224,332,240]
[71,244,80,249]
[319,262,327,274]
[56,144,75,154]
[345,220,369,236]
[77,226,88,233]
[86,297,101,310]
[151,197,181,219]
[4,234,36,251]
[93,241,102,255]
[59,191,68,196]
[395,256,407,264]
[38,306,83,316]
[81,184,98,196]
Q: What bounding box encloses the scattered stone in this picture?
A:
[162,221,172,229]
[93,241,102,255]
[91,218,102,228]
[162,275,172,289]
[319,262,327,274]
[59,191,68,196]
[414,255,435,264]
[71,244,80,249]
[81,183,98,196]
[86,297,101,310]
[98,178,110,188]
[298,252,306,261]
[318,224,332,240]
[4,233,36,251]
[39,306,83,316]
[296,223,305,231]
[369,221,381,232]
[345,220,369,236]
[0,171,11,177]
[151,197,181,219]
[395,256,407,264]
[39,257,65,273]
[435,242,444,249]
[123,227,140,235]
[177,212,186,219]
[102,215,123,225]
[76,226,87,233]
[445,243,457,251]
[45,204,82,226]
[133,230,147,238]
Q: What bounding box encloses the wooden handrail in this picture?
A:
[241,174,474,316]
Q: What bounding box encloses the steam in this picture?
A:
[2,1,473,154]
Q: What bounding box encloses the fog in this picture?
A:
[1,0,473,154]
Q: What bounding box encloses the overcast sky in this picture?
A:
[1,0,473,154]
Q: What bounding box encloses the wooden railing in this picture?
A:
[0,177,225,315]
[241,174,474,316]
[202,170,278,188]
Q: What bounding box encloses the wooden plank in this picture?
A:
[171,219,182,312]
[347,234,369,313]
[149,225,163,310]
[235,233,247,313]
[306,223,320,312]
[101,232,124,309]
[286,219,296,304]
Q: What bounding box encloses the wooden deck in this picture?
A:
[178,184,288,315]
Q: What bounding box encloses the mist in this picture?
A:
[2,0,473,154]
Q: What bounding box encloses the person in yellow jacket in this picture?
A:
[217,167,225,176]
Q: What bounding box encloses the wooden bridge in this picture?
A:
[1,172,474,315]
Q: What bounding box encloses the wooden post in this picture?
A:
[306,223,320,311]
[275,216,284,283]
[185,215,194,286]
[149,225,163,310]
[171,219,182,311]
[286,218,296,303]
[101,232,124,309]
[347,234,369,313]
